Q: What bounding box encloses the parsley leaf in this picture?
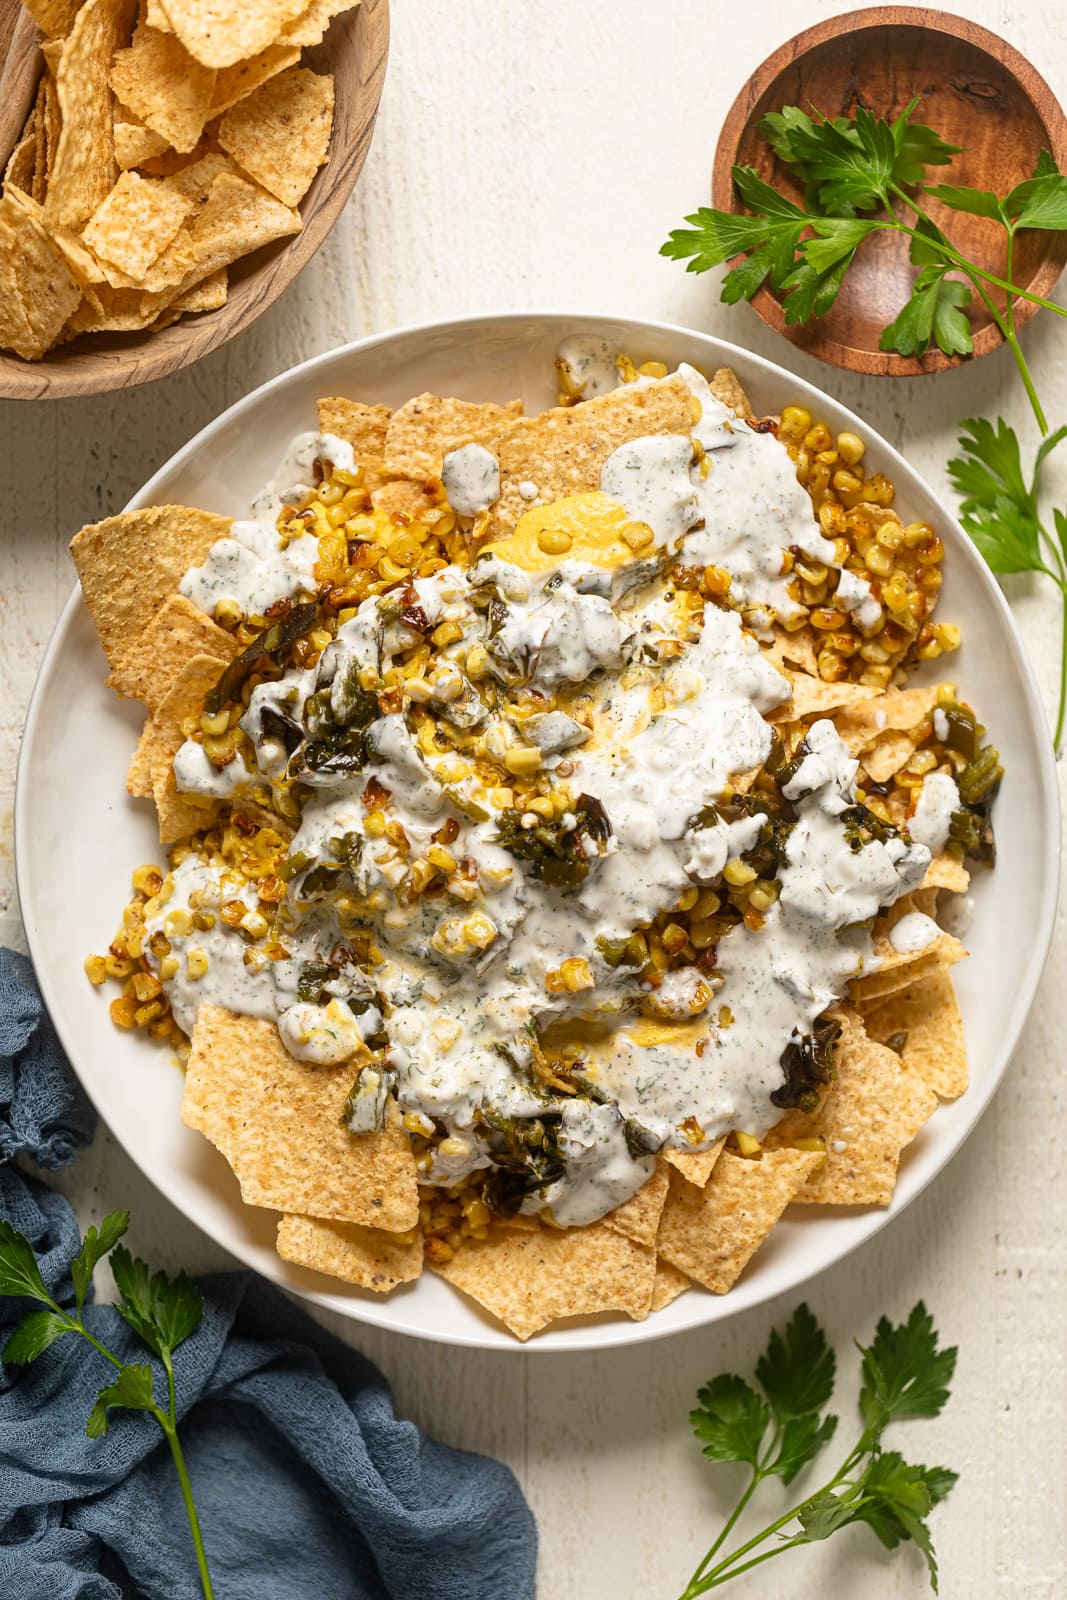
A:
[948,418,1046,575]
[0,1219,52,1304]
[86,1362,158,1438]
[858,1302,957,1431]
[111,1245,204,1363]
[690,1374,769,1468]
[771,1412,838,1485]
[2,1308,73,1366]
[755,1301,835,1418]
[880,266,972,358]
[890,102,963,185]
[923,184,1006,223]
[779,219,878,323]
[71,1210,129,1314]
[1003,152,1067,230]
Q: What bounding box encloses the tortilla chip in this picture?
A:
[650,1259,691,1312]
[709,366,753,420]
[663,1138,725,1188]
[41,72,63,185]
[279,0,358,47]
[762,625,818,678]
[482,376,694,539]
[277,1213,423,1291]
[153,265,228,324]
[656,1149,822,1293]
[850,938,963,1006]
[0,193,81,357]
[126,720,156,798]
[216,66,333,208]
[318,396,392,456]
[145,0,173,27]
[64,283,170,335]
[861,729,920,784]
[371,477,441,521]
[384,394,524,478]
[158,150,234,207]
[47,0,137,230]
[209,43,301,119]
[83,171,192,279]
[23,0,83,34]
[5,125,37,193]
[144,652,226,843]
[861,967,968,1099]
[31,85,50,205]
[765,1011,938,1205]
[434,1220,655,1341]
[921,852,969,893]
[603,1161,669,1247]
[111,22,217,154]
[71,503,232,668]
[836,685,941,753]
[779,677,879,722]
[182,1005,419,1228]
[0,225,43,361]
[113,116,171,169]
[162,0,309,69]
[107,591,239,709]
[176,170,301,290]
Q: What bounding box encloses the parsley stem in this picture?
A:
[685,1466,766,1591]
[693,1535,807,1591]
[157,1410,215,1600]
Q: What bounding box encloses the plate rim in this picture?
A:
[16,309,1062,1351]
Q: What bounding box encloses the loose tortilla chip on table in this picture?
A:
[0,193,82,358]
[46,0,138,230]
[434,1220,655,1341]
[765,1010,938,1205]
[603,1161,670,1248]
[318,396,392,457]
[650,1259,691,1312]
[277,1214,423,1291]
[111,22,217,154]
[861,966,968,1100]
[182,1005,419,1229]
[663,1138,725,1188]
[107,591,239,710]
[83,171,193,281]
[383,394,524,479]
[656,1149,822,1294]
[482,376,694,539]
[161,0,310,69]
[71,504,232,667]
[209,44,302,119]
[216,66,334,208]
[139,651,226,843]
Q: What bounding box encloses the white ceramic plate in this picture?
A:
[16,313,1060,1351]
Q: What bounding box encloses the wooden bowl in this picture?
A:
[0,0,389,400]
[712,7,1067,375]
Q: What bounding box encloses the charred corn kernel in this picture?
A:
[836,432,866,466]
[537,527,573,555]
[817,650,848,682]
[481,863,514,890]
[678,886,700,911]
[438,1135,471,1160]
[403,1110,435,1137]
[780,405,812,438]
[747,881,780,913]
[743,904,765,932]
[409,859,437,895]
[859,638,891,665]
[158,954,179,981]
[308,629,333,653]
[135,1001,164,1026]
[779,549,795,576]
[465,644,490,681]
[432,620,464,647]
[932,621,960,651]
[462,913,497,950]
[489,786,515,809]
[213,597,244,628]
[688,918,718,950]
[365,809,387,837]
[703,564,731,596]
[863,474,895,506]
[436,755,471,784]
[239,909,269,940]
[693,888,721,918]
[358,665,380,692]
[84,954,107,985]
[426,843,458,874]
[132,864,163,896]
[504,746,542,777]
[378,556,407,582]
[405,677,433,704]
[559,958,595,992]
[734,1131,762,1156]
[810,607,845,631]
[689,393,703,424]
[803,423,832,452]
[186,947,208,980]
[661,922,690,956]
[200,708,230,737]
[819,500,847,536]
[861,664,893,689]
[424,1237,455,1265]
[109,995,140,1029]
[832,468,864,497]
[621,520,654,551]
[865,545,893,576]
[131,971,162,1003]
[164,908,193,938]
[526,796,555,821]
[639,359,669,378]
[723,857,756,887]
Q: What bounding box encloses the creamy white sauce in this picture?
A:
[908,772,959,853]
[441,443,500,516]
[180,523,319,617]
[556,333,623,399]
[888,911,941,953]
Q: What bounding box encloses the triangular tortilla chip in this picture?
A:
[46,0,138,230]
[107,591,239,710]
[182,1004,419,1228]
[216,66,333,208]
[111,22,218,154]
[384,394,524,478]
[603,1161,670,1247]
[861,967,967,1100]
[161,0,308,68]
[277,1213,423,1291]
[142,652,226,843]
[317,395,392,457]
[663,1138,725,1188]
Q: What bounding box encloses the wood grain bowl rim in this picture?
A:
[712,5,1067,377]
[0,0,389,401]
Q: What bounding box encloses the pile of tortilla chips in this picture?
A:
[73,365,978,1340]
[0,0,354,359]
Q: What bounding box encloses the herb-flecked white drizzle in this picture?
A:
[149,355,939,1227]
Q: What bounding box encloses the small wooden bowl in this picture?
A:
[0,0,389,400]
[712,7,1067,375]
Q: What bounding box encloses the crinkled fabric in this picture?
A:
[0,950,537,1599]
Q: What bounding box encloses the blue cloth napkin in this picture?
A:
[0,949,537,1600]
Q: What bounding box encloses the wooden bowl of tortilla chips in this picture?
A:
[0,0,388,399]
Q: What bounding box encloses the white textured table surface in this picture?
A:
[2,2,1065,1595]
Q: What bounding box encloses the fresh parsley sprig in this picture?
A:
[0,1212,214,1600]
[662,99,1067,750]
[677,1302,957,1595]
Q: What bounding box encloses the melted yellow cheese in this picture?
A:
[483,491,639,573]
